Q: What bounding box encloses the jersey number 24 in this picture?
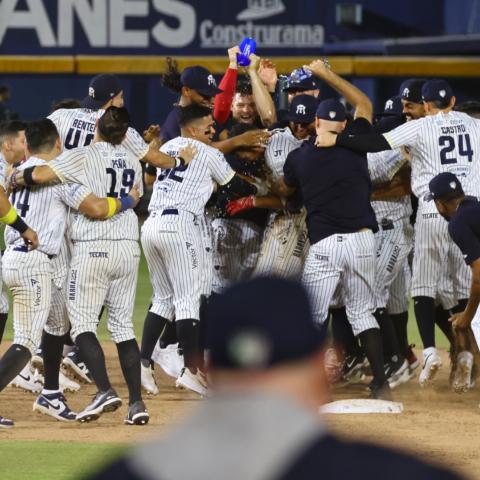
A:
[439,134,474,164]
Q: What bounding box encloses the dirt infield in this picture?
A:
[1,344,480,479]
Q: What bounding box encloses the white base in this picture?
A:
[320,399,404,414]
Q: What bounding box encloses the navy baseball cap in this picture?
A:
[285,95,318,124]
[377,96,403,117]
[422,79,454,102]
[284,67,320,92]
[399,78,427,104]
[316,98,346,122]
[80,74,123,110]
[427,172,464,201]
[206,277,326,370]
[180,66,222,98]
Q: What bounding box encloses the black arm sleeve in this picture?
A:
[220,175,257,199]
[335,132,391,154]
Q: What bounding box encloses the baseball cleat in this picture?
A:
[31,351,44,374]
[62,349,92,384]
[176,367,208,396]
[9,363,43,393]
[141,364,159,395]
[386,358,410,389]
[406,344,419,371]
[452,351,474,393]
[367,380,392,400]
[33,392,77,422]
[76,388,122,423]
[0,415,14,429]
[419,347,442,387]
[341,354,367,383]
[59,371,80,393]
[152,343,183,379]
[124,400,149,426]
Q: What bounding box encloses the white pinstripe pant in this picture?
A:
[67,240,140,343]
[253,210,309,280]
[43,240,72,337]
[0,253,10,314]
[303,230,378,336]
[387,258,411,314]
[2,249,53,354]
[198,211,214,297]
[141,211,202,321]
[412,201,470,301]
[211,218,263,293]
[374,220,413,309]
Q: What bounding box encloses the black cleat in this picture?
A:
[124,400,149,426]
[342,354,367,382]
[367,380,392,400]
[77,388,122,423]
[0,415,14,429]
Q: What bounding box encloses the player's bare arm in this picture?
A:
[227,194,284,216]
[9,164,58,188]
[371,165,412,200]
[248,54,277,127]
[305,59,373,122]
[78,184,140,220]
[145,140,197,169]
[450,258,480,329]
[213,128,271,154]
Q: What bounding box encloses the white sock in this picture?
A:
[42,389,60,395]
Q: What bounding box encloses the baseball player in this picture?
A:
[4,118,136,423]
[277,97,389,399]
[428,172,480,392]
[140,104,261,395]
[227,95,317,279]
[0,121,46,393]
[0,147,37,429]
[210,123,269,293]
[316,79,480,386]
[13,107,157,425]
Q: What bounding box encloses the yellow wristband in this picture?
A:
[106,198,117,219]
[0,206,18,225]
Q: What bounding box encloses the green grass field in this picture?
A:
[0,249,450,479]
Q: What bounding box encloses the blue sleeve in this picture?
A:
[160,108,181,142]
[449,218,480,265]
[283,153,299,188]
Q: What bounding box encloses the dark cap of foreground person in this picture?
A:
[88,278,464,480]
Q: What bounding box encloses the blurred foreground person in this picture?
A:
[90,277,462,480]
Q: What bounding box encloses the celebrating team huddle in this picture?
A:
[1,45,480,428]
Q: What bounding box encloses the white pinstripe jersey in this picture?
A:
[49,142,143,242]
[265,127,304,180]
[0,153,6,190]
[368,150,412,222]
[48,108,149,159]
[149,137,235,216]
[384,111,480,198]
[5,157,89,255]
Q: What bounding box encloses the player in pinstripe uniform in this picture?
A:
[46,74,192,383]
[13,107,162,425]
[316,79,480,386]
[4,119,136,423]
[140,105,260,395]
[0,132,38,429]
[228,95,316,280]
[0,121,46,393]
[277,98,390,398]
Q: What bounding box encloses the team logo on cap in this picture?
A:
[329,111,336,119]
[439,89,447,98]
[89,87,95,98]
[228,330,270,368]
[385,99,393,110]
[296,104,306,115]
[449,181,457,189]
[207,74,216,86]
[402,87,410,98]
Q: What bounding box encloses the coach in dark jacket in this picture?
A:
[89,277,462,480]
